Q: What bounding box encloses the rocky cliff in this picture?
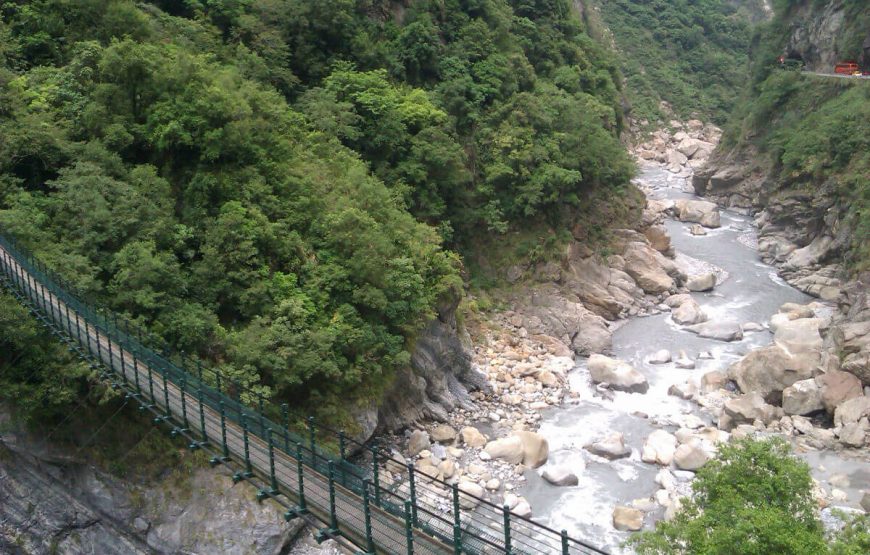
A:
[694,1,870,407]
[0,406,300,555]
[774,0,869,71]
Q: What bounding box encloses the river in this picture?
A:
[520,164,869,552]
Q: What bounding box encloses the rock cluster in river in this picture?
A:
[635,119,721,174]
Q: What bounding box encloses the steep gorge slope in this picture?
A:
[0,0,635,436]
[583,0,766,126]
[697,0,870,386]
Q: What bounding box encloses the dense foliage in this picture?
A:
[722,0,870,269]
[590,0,754,125]
[0,0,634,424]
[629,438,869,554]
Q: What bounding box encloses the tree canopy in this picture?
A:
[0,0,634,424]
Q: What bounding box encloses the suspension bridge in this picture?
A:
[0,230,608,555]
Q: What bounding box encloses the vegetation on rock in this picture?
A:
[0,0,634,424]
[629,438,869,554]
[589,0,754,125]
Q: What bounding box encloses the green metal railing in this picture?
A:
[0,229,608,555]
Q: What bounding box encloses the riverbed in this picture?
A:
[520,164,866,552]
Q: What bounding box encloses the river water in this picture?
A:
[520,165,868,552]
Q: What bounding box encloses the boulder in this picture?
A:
[782,379,824,415]
[541,465,579,487]
[588,354,649,394]
[644,225,672,254]
[623,242,676,294]
[819,371,864,414]
[668,381,697,400]
[701,371,727,393]
[834,397,870,428]
[722,393,782,430]
[484,436,524,464]
[730,344,815,400]
[674,351,696,369]
[690,224,707,236]
[641,430,678,466]
[437,459,456,478]
[674,439,712,470]
[839,422,867,448]
[649,350,672,364]
[612,506,644,531]
[519,287,613,355]
[674,199,721,228]
[774,318,823,357]
[687,273,716,292]
[460,426,488,448]
[673,299,707,325]
[515,431,550,468]
[408,430,431,456]
[664,294,693,308]
[686,321,743,342]
[457,481,484,510]
[431,425,457,443]
[585,432,631,460]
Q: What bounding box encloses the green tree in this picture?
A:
[629,438,827,555]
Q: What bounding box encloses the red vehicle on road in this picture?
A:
[834,61,860,75]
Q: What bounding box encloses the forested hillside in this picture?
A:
[712,0,870,268]
[0,0,634,425]
[589,0,756,125]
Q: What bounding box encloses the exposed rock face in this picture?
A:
[0,415,296,555]
[378,300,487,437]
[587,354,650,393]
[623,242,677,294]
[515,285,613,356]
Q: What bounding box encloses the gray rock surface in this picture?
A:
[588,354,649,394]
[0,412,296,555]
[686,321,743,342]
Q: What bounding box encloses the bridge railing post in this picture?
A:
[295,442,307,512]
[281,403,290,453]
[267,428,278,494]
[404,499,414,555]
[307,416,316,466]
[503,505,512,555]
[452,484,462,554]
[407,463,418,527]
[562,529,570,555]
[362,479,375,554]
[338,430,347,487]
[371,445,380,508]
